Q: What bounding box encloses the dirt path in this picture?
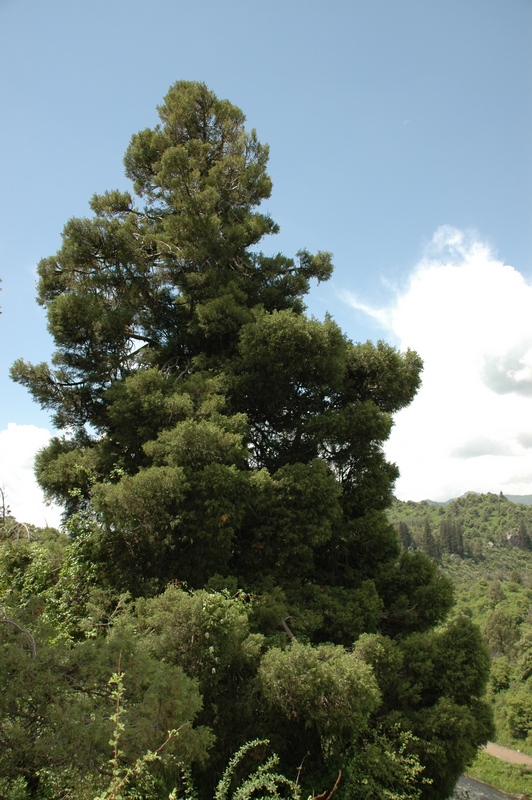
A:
[483,742,532,766]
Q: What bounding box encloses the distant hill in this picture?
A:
[505,494,532,505]
[416,492,532,507]
[389,491,532,555]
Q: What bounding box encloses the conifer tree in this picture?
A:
[11,81,424,622]
[397,520,414,549]
[439,519,464,557]
[421,518,438,559]
[517,518,532,551]
[10,82,493,799]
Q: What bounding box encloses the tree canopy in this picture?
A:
[6,81,493,800]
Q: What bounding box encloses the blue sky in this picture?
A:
[0,0,531,524]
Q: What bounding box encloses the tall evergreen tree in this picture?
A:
[421,518,438,559]
[439,519,464,557]
[439,519,452,554]
[11,81,423,617]
[397,520,414,549]
[450,520,465,556]
[10,82,492,799]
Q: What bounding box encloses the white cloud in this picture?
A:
[345,226,532,501]
[0,423,62,528]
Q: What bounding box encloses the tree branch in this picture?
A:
[0,617,37,658]
[280,617,296,641]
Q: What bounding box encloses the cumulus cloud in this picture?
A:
[482,346,532,396]
[0,423,62,528]
[451,437,514,459]
[345,226,532,501]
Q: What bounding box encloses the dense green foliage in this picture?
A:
[4,82,493,799]
[390,492,532,788]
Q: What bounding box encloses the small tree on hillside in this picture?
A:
[517,519,532,551]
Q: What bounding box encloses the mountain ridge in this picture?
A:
[411,492,532,507]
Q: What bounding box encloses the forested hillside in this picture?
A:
[389,493,532,763]
[1,82,493,800]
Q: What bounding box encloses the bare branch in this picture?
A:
[280,617,296,641]
[308,772,342,800]
[0,617,37,659]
